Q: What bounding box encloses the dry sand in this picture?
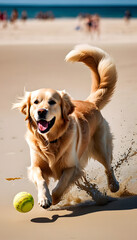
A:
[0,18,137,44]
[0,18,137,240]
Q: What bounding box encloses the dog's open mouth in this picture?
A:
[37,117,56,134]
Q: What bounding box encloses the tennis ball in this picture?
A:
[13,192,34,213]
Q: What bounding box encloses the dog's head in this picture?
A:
[13,88,75,139]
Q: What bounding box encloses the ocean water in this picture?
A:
[0,5,137,19]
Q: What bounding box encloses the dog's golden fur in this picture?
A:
[14,45,119,208]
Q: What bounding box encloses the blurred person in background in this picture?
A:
[92,14,100,38]
[36,11,54,20]
[21,10,28,21]
[76,13,85,31]
[124,10,132,24]
[0,11,8,28]
[10,9,18,25]
[2,11,8,28]
[85,14,93,33]
[84,14,100,39]
[0,11,2,20]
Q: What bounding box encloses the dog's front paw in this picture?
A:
[38,196,52,209]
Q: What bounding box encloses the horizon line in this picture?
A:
[0,3,137,6]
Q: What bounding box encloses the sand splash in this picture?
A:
[51,140,137,209]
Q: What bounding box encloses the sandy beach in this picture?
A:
[0,18,137,240]
[0,18,137,44]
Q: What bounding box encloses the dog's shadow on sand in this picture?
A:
[31,195,137,223]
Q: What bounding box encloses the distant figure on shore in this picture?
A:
[10,9,18,28]
[10,9,18,23]
[0,11,8,28]
[0,11,3,21]
[84,14,100,39]
[92,14,100,38]
[36,11,54,20]
[21,10,28,21]
[36,11,43,19]
[124,10,132,24]
[85,14,93,33]
[75,13,84,31]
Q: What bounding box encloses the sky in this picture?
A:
[0,0,137,5]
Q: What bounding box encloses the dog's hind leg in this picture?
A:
[76,176,117,205]
[92,119,119,193]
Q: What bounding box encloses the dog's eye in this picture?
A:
[48,100,56,105]
[34,99,39,104]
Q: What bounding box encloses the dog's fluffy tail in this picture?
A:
[65,45,117,110]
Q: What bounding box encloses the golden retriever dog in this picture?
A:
[14,45,119,208]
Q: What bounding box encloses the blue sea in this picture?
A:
[0,4,137,19]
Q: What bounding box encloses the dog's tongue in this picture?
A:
[37,120,48,132]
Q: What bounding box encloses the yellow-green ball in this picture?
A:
[13,192,34,213]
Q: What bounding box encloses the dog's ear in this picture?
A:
[59,90,75,121]
[12,91,31,121]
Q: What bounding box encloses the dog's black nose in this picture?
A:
[37,108,48,119]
